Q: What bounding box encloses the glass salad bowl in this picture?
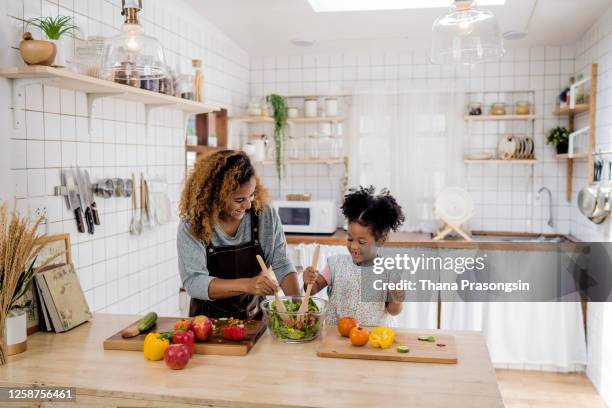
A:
[261,296,327,343]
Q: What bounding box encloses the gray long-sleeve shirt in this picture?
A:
[177,206,295,301]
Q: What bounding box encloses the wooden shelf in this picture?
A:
[557,64,598,202]
[255,159,346,165]
[464,159,537,164]
[229,116,344,124]
[0,66,218,114]
[228,116,274,123]
[288,116,343,124]
[556,152,590,160]
[464,114,537,121]
[553,104,590,116]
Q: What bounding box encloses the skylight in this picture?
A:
[307,0,506,12]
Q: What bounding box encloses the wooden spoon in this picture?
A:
[256,255,290,321]
[297,245,320,323]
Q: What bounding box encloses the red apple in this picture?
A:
[172,330,195,357]
[164,344,190,370]
[189,315,213,342]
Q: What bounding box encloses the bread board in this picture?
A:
[317,327,458,364]
[103,317,266,356]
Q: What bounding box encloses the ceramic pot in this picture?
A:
[19,32,56,66]
[556,143,568,154]
[4,309,27,356]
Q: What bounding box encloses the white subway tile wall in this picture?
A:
[572,3,612,405]
[3,0,249,316]
[248,46,575,233]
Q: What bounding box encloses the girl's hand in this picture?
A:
[248,273,279,296]
[303,266,319,286]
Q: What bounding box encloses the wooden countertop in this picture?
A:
[0,314,503,408]
[286,230,586,252]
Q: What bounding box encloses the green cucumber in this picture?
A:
[137,312,157,332]
[397,345,410,353]
[417,335,435,342]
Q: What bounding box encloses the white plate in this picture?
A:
[524,137,534,158]
[435,187,474,224]
[498,135,516,160]
[465,152,492,160]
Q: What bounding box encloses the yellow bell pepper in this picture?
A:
[143,332,170,361]
[369,327,395,349]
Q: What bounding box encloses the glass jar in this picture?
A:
[490,102,506,115]
[325,97,338,117]
[159,66,175,95]
[304,98,318,118]
[468,102,482,116]
[515,101,531,115]
[306,135,319,159]
[176,73,195,100]
[247,101,261,116]
[288,107,299,118]
[329,136,343,159]
[192,59,203,102]
[285,137,300,160]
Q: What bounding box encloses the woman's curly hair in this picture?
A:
[179,150,269,243]
[341,185,405,240]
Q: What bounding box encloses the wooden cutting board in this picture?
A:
[317,327,458,364]
[103,317,267,356]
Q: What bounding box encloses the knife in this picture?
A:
[83,169,101,226]
[62,169,85,233]
[75,167,94,234]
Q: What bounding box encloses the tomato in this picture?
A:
[349,327,369,346]
[173,319,190,331]
[337,317,358,337]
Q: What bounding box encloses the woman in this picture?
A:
[178,150,300,320]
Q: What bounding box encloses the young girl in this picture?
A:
[303,186,405,327]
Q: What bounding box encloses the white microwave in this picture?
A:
[272,200,338,234]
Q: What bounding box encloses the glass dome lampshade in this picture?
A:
[101,0,167,86]
[430,0,504,65]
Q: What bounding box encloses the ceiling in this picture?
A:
[188,0,611,56]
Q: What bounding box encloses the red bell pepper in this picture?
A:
[172,330,195,357]
[222,325,247,341]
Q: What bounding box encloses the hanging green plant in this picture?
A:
[266,94,288,181]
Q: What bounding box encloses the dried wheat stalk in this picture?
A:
[0,203,46,365]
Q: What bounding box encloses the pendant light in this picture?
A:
[430,0,504,65]
[101,0,167,87]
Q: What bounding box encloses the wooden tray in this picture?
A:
[317,327,457,364]
[103,317,267,356]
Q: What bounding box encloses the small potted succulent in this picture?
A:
[546,126,571,154]
[26,16,78,67]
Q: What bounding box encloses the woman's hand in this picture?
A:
[248,273,279,296]
[303,266,319,286]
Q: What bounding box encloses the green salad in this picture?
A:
[269,298,321,341]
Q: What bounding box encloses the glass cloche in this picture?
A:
[431,0,504,65]
[101,0,167,88]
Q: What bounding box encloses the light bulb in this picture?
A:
[458,20,474,36]
[122,24,143,52]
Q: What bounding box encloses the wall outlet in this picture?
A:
[33,205,47,220]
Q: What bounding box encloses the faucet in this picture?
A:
[536,187,554,228]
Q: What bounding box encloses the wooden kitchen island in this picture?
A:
[0,314,503,407]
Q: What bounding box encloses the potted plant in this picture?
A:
[266,94,289,182]
[0,203,56,364]
[26,16,78,67]
[546,126,571,154]
[19,32,56,66]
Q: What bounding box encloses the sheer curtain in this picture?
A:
[348,80,467,232]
